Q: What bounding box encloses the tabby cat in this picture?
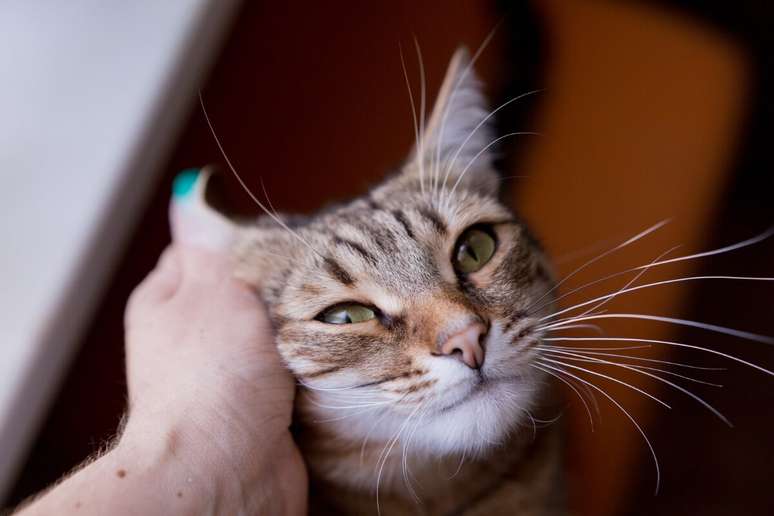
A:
[232,49,565,515]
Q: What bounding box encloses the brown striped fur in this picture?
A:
[232,49,565,514]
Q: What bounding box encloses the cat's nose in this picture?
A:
[439,323,486,369]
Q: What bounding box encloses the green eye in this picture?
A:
[319,303,376,324]
[453,227,496,274]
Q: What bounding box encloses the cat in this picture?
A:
[231,48,566,515]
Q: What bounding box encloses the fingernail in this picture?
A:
[169,166,237,251]
[172,168,201,199]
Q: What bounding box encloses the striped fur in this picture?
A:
[232,49,564,514]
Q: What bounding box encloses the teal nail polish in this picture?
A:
[173,169,200,198]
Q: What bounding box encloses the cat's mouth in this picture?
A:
[437,373,502,413]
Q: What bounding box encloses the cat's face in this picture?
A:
[234,49,554,458]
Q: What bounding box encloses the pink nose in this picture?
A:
[440,323,486,369]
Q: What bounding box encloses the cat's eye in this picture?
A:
[318,303,376,324]
[453,227,496,274]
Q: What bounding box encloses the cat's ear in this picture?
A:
[406,47,498,195]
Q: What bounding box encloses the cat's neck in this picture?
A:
[296,415,564,515]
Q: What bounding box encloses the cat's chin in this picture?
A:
[414,376,541,456]
[313,374,541,460]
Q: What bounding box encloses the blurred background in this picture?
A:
[2,1,774,514]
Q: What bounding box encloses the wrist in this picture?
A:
[119,411,304,515]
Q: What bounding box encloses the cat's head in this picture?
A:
[233,48,555,459]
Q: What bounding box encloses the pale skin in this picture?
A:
[15,244,308,515]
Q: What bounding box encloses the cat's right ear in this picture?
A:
[403,47,499,196]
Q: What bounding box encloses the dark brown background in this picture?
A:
[8,1,774,514]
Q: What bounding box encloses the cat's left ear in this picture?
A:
[406,47,498,195]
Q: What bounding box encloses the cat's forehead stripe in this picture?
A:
[416,206,447,235]
[391,210,416,240]
[333,235,377,266]
[323,256,354,286]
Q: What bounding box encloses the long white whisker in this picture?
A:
[527,219,670,314]
[540,350,730,425]
[376,402,424,516]
[566,357,724,387]
[298,380,382,392]
[449,447,467,479]
[433,25,500,203]
[542,344,653,352]
[399,44,424,195]
[572,247,678,320]
[199,92,323,257]
[537,357,671,408]
[532,229,774,318]
[544,337,774,377]
[631,226,774,271]
[540,313,774,344]
[402,405,428,505]
[537,345,725,371]
[532,363,595,431]
[543,323,604,334]
[542,275,774,324]
[307,400,396,411]
[444,131,539,211]
[440,90,540,204]
[536,360,661,494]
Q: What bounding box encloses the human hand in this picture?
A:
[121,168,306,513]
[14,169,306,516]
[120,243,307,515]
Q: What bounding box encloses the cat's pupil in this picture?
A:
[464,244,479,262]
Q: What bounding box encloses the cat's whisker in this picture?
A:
[540,350,731,425]
[399,38,434,195]
[530,226,774,317]
[567,374,601,417]
[539,313,774,345]
[376,401,425,516]
[531,363,595,431]
[545,323,604,334]
[537,345,725,371]
[537,309,608,331]
[535,360,661,495]
[631,226,774,272]
[199,93,324,257]
[526,219,671,315]
[564,356,725,388]
[399,43,424,195]
[553,235,623,266]
[433,25,500,205]
[402,405,429,505]
[258,177,282,221]
[439,89,541,207]
[571,247,678,321]
[443,132,540,211]
[415,39,429,197]
[525,409,538,441]
[541,275,774,325]
[448,446,468,480]
[536,357,671,408]
[542,344,653,352]
[297,379,383,392]
[530,412,565,427]
[305,396,396,411]
[544,336,774,377]
[360,395,410,466]
[540,348,723,384]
